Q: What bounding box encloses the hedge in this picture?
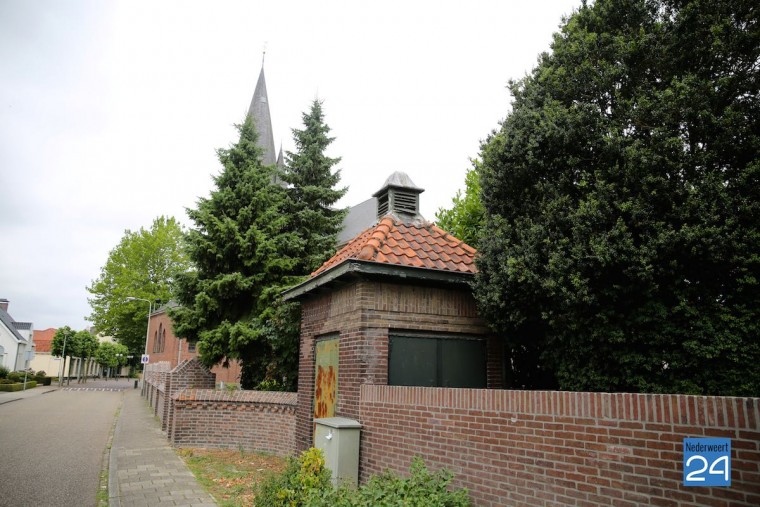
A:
[0,381,38,392]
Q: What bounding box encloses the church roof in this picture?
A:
[313,216,477,277]
[247,67,277,167]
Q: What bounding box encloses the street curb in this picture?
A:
[107,393,125,507]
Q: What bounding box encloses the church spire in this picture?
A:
[247,63,277,167]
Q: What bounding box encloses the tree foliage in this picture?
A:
[475,0,759,395]
[283,99,347,274]
[51,326,77,358]
[435,163,485,249]
[172,102,347,391]
[87,216,189,355]
[95,341,130,371]
[260,100,348,388]
[52,327,99,382]
[171,116,302,388]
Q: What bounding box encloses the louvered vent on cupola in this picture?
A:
[373,171,425,220]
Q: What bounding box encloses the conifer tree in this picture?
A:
[260,100,347,390]
[283,99,347,274]
[171,116,301,388]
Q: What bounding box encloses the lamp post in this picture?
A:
[125,296,153,386]
[58,330,70,386]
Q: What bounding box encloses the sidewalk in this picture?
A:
[109,388,217,507]
[0,383,59,405]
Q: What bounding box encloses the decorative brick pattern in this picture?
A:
[170,389,297,457]
[359,385,760,507]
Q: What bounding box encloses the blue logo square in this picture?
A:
[683,438,731,487]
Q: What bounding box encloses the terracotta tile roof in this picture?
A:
[33,328,57,353]
[312,216,478,277]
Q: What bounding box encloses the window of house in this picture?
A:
[153,330,159,353]
[187,341,196,352]
[388,333,487,388]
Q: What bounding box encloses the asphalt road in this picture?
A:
[0,386,124,507]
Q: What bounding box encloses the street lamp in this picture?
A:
[58,330,70,386]
[125,296,153,383]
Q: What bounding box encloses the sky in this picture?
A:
[0,0,580,331]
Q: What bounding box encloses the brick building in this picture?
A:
[146,304,241,385]
[283,172,501,450]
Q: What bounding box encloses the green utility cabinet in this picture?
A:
[314,417,362,487]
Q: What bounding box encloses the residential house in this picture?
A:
[0,298,34,371]
[29,328,67,378]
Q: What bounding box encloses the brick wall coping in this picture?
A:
[174,388,298,405]
[360,385,760,430]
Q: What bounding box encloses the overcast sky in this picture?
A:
[0,0,579,331]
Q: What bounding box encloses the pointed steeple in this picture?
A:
[276,144,284,170]
[247,65,277,167]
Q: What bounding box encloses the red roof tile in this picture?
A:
[312,216,478,277]
[32,328,57,353]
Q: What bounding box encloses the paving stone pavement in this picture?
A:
[110,388,217,507]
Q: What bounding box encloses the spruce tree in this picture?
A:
[259,100,347,390]
[171,116,301,388]
[475,0,759,395]
[283,99,347,274]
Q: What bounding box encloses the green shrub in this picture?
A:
[256,448,332,506]
[316,457,470,507]
[7,371,24,383]
[0,365,9,379]
[0,380,38,392]
[255,450,470,507]
[255,378,288,391]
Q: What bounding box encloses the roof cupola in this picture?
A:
[372,171,424,220]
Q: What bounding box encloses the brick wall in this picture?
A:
[359,385,760,507]
[295,280,497,451]
[143,359,216,432]
[164,359,216,432]
[170,389,297,456]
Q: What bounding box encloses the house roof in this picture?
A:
[33,328,56,352]
[283,215,477,301]
[13,322,32,331]
[0,307,27,343]
[313,216,477,277]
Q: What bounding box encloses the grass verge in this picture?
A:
[178,448,286,506]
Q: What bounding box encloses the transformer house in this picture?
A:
[283,172,502,452]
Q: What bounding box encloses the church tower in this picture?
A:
[247,65,277,168]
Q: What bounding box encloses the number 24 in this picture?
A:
[685,455,729,482]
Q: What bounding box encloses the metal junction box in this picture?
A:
[314,417,362,487]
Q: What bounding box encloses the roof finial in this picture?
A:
[262,41,267,68]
